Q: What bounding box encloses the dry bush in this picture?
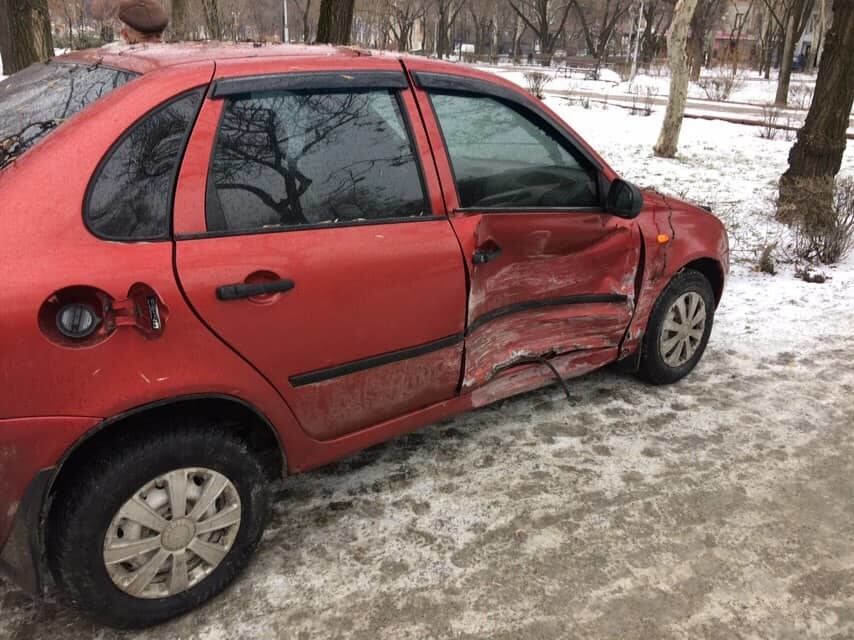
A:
[757,242,777,274]
[628,85,642,115]
[523,71,552,99]
[698,68,745,101]
[643,87,657,115]
[629,85,657,116]
[783,177,854,264]
[759,104,781,139]
[788,83,814,109]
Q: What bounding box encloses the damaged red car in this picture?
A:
[0,43,728,627]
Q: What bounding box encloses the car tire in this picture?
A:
[639,269,715,385]
[47,422,271,629]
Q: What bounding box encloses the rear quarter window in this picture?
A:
[0,61,137,170]
[84,89,205,241]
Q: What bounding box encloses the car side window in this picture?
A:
[206,89,428,233]
[429,92,599,210]
[85,89,203,240]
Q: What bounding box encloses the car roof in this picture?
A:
[59,41,379,75]
[57,42,518,93]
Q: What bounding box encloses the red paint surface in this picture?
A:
[0,417,99,550]
[175,221,467,439]
[0,46,729,558]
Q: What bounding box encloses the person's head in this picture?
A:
[118,0,168,44]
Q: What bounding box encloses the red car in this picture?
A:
[0,43,728,627]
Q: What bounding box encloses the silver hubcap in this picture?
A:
[103,467,241,599]
[660,291,706,367]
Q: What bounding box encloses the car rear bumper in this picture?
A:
[0,416,100,594]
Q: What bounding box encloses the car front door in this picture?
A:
[173,68,466,441]
[410,70,642,391]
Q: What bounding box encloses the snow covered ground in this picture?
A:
[3,72,854,640]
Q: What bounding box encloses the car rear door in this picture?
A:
[173,63,466,441]
[407,67,642,391]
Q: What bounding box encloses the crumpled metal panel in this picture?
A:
[457,212,642,391]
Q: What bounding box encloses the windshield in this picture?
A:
[0,61,138,170]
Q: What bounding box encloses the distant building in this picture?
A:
[712,0,829,69]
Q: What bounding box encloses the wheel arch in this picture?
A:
[7,395,285,597]
[46,395,287,525]
[681,257,725,307]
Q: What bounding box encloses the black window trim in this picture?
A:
[210,70,409,98]
[47,59,141,78]
[176,215,442,241]
[414,71,610,215]
[83,86,207,242]
[197,81,436,238]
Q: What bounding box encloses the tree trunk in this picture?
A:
[688,28,704,81]
[814,0,827,66]
[171,0,189,40]
[302,0,312,42]
[436,3,449,59]
[511,13,520,63]
[654,0,699,158]
[779,0,854,221]
[0,0,53,75]
[775,0,816,105]
[629,0,644,82]
[316,0,354,45]
[775,14,797,105]
[201,0,223,40]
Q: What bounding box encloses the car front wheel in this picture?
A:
[639,269,715,385]
[48,422,270,629]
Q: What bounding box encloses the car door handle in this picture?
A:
[473,245,502,265]
[216,279,295,301]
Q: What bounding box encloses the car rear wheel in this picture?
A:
[48,423,270,629]
[639,269,715,385]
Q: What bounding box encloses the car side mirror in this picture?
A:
[605,179,644,219]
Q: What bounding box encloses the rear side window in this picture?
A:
[206,89,427,233]
[85,89,204,240]
[429,92,598,209]
[0,62,137,170]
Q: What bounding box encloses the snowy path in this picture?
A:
[546,88,854,137]
[3,95,854,640]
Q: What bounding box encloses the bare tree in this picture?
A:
[316,0,355,44]
[468,0,497,56]
[292,0,314,41]
[811,0,827,66]
[387,0,424,50]
[570,0,633,73]
[508,0,573,65]
[200,0,224,39]
[761,0,816,105]
[654,0,699,157]
[434,0,466,59]
[0,0,54,75]
[725,0,756,73]
[687,0,724,80]
[90,0,118,42]
[779,0,854,216]
[172,0,190,39]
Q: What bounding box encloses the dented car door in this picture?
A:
[413,76,641,390]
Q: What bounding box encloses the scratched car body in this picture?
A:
[0,43,728,628]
